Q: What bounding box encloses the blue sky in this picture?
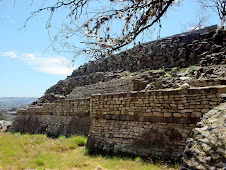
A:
[0,0,219,97]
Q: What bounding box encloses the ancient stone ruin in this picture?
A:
[10,25,226,168]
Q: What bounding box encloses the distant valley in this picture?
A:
[0,97,38,109]
[0,97,38,123]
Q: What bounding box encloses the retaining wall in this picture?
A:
[86,86,226,158]
[67,79,133,99]
[10,84,226,158]
[10,98,91,136]
[189,78,226,87]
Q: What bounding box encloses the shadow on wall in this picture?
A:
[133,128,182,149]
[10,115,92,137]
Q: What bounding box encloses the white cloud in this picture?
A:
[1,51,18,58]
[0,51,76,76]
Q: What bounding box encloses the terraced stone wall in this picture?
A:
[73,25,224,77]
[189,78,226,87]
[10,98,91,136]
[67,79,133,99]
[41,26,226,103]
[87,86,226,158]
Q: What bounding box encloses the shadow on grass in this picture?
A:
[85,147,181,168]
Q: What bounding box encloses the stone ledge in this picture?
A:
[91,114,200,124]
[91,85,226,98]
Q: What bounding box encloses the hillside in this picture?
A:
[34,25,226,104]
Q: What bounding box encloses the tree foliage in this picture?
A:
[24,0,176,59]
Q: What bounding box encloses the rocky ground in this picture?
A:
[182,101,226,170]
[35,64,226,105]
[132,65,226,91]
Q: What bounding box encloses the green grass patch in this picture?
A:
[0,133,180,169]
[178,65,197,73]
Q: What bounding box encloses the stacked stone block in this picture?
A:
[87,86,226,158]
[18,98,90,117]
[11,98,91,136]
[67,79,133,99]
[189,79,226,87]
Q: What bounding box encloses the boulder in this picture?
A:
[182,103,226,170]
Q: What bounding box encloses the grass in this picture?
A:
[0,133,180,170]
[178,65,197,73]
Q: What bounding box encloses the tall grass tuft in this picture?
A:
[70,135,87,146]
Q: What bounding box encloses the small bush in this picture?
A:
[134,157,142,162]
[70,136,87,146]
[34,158,44,166]
[14,132,21,136]
[59,135,66,140]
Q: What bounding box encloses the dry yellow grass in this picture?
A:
[0,133,180,170]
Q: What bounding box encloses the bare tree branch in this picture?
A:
[23,0,176,59]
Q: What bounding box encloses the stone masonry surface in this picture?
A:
[90,86,226,121]
[189,79,226,87]
[67,78,133,99]
[11,115,92,137]
[10,98,91,136]
[86,86,226,158]
[18,98,90,117]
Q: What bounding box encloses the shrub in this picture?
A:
[70,136,87,146]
